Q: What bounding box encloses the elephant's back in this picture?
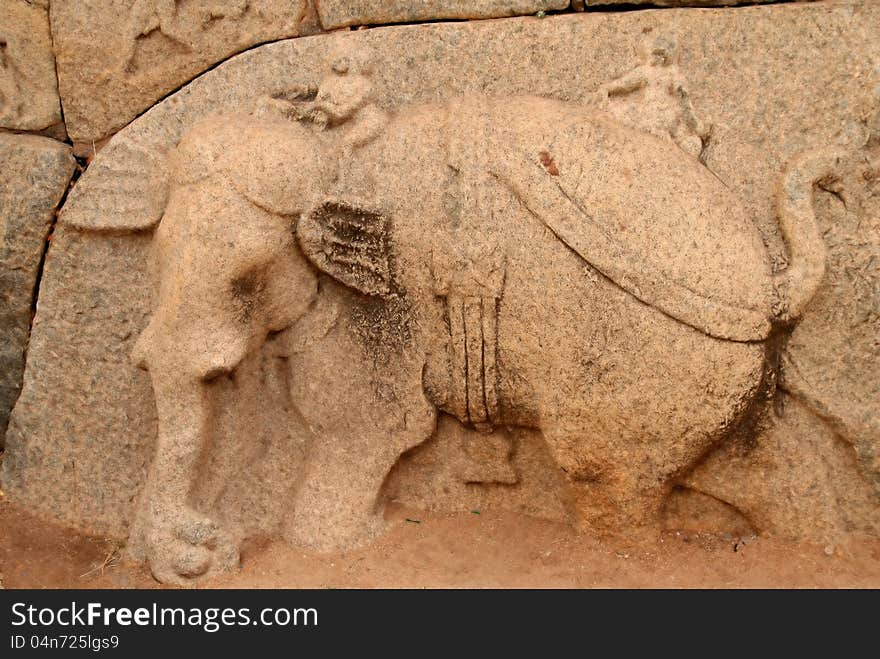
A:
[360,96,774,341]
[533,114,773,341]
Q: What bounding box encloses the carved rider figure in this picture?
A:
[256,47,391,197]
[309,49,390,195]
[597,35,710,160]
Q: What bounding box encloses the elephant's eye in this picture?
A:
[230,271,264,299]
[230,269,267,324]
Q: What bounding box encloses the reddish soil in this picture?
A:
[1,498,878,589]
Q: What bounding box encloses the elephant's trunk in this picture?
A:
[144,361,211,516]
[132,310,252,381]
[125,352,234,581]
[773,147,846,324]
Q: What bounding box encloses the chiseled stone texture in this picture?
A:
[50,0,312,145]
[316,1,568,30]
[0,0,63,131]
[0,134,75,444]
[3,1,878,552]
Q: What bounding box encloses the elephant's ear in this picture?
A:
[63,137,168,232]
[297,199,393,296]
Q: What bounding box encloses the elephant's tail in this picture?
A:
[772,147,847,324]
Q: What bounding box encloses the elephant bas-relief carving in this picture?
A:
[68,62,845,584]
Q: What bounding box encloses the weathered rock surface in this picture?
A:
[0,134,75,444]
[2,2,878,584]
[316,1,568,30]
[0,0,63,131]
[780,122,880,500]
[50,0,312,145]
[574,1,806,7]
[685,394,879,542]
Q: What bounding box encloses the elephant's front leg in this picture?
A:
[129,370,239,585]
[284,342,437,552]
[284,412,435,552]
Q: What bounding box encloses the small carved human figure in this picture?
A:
[254,48,391,197]
[256,47,389,158]
[597,35,710,160]
[310,50,390,192]
[254,48,390,194]
[313,52,385,133]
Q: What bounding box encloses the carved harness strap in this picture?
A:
[449,293,499,432]
[435,271,504,433]
[434,99,506,431]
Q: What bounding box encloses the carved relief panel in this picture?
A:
[2,5,877,585]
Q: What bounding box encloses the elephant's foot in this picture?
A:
[285,503,386,553]
[541,426,672,539]
[567,478,668,540]
[283,457,399,552]
[145,507,239,586]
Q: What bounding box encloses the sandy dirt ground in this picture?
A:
[1,498,878,589]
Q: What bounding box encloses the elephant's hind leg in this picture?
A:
[533,297,766,537]
[541,426,675,536]
[541,372,765,538]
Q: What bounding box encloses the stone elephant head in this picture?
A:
[130,115,326,381]
[67,112,342,583]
